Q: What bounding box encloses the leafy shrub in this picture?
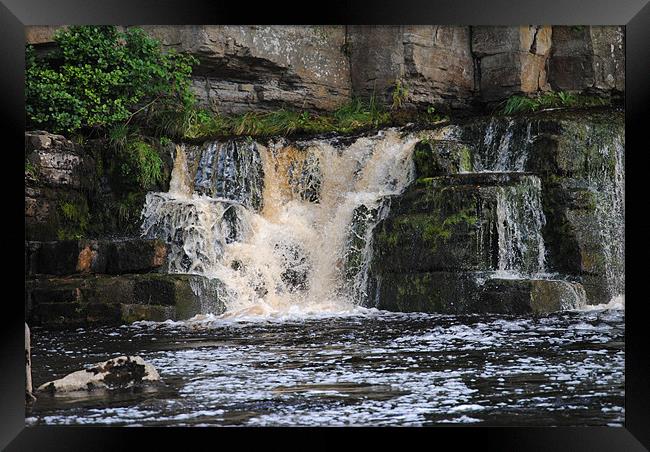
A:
[26,25,197,134]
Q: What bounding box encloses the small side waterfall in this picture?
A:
[142,131,417,316]
[494,177,547,275]
[456,113,624,305]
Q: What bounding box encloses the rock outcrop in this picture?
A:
[139,25,352,114]
[37,356,160,393]
[25,130,173,241]
[347,25,475,111]
[25,131,90,241]
[471,26,553,102]
[25,238,167,276]
[26,270,223,327]
[548,26,625,96]
[26,25,625,112]
[371,109,624,310]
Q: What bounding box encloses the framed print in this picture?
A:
[2,0,648,449]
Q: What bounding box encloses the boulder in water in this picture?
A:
[37,356,160,394]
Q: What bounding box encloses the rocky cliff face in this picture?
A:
[347,25,475,110]
[472,26,553,102]
[139,25,352,114]
[26,25,625,112]
[371,110,624,310]
[549,26,625,95]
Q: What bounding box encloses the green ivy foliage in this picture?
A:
[26,25,197,134]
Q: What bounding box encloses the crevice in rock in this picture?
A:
[530,25,540,55]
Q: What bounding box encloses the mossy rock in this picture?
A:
[413,139,473,178]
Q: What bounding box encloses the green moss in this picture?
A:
[415,177,434,186]
[459,146,472,172]
[378,208,477,254]
[25,160,39,180]
[413,143,434,178]
[57,199,89,240]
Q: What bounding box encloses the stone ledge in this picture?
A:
[375,271,586,314]
[25,239,168,276]
[375,173,544,274]
[25,273,224,327]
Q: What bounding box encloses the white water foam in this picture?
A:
[142,130,418,319]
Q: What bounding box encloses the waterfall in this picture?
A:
[458,114,624,304]
[495,176,547,275]
[142,130,417,316]
[474,118,535,172]
[591,134,625,301]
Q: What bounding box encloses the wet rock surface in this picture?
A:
[375,272,587,314]
[375,173,545,274]
[37,356,160,393]
[26,238,167,276]
[372,110,623,311]
[25,274,223,327]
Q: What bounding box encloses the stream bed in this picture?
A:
[26,306,624,427]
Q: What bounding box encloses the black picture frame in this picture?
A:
[4,0,648,449]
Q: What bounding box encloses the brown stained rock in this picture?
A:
[26,239,168,276]
[152,241,168,268]
[472,26,553,102]
[76,244,95,273]
[347,25,475,111]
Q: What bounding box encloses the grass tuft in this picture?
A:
[499,91,609,115]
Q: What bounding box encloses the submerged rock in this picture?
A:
[37,356,160,394]
[478,278,587,314]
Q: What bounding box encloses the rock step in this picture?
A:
[375,173,544,274]
[25,238,167,276]
[25,274,224,327]
[375,271,586,314]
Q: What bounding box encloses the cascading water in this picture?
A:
[494,176,547,275]
[589,132,625,301]
[453,113,625,305]
[142,130,417,317]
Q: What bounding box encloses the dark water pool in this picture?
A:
[26,307,624,426]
